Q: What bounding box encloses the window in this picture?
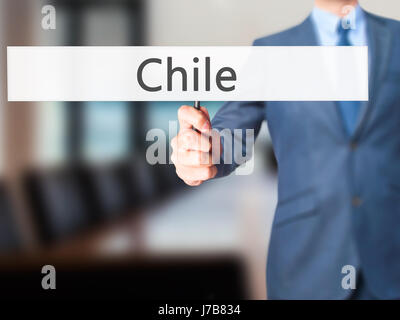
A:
[80,5,134,163]
[34,0,143,165]
[83,102,130,162]
[35,102,67,166]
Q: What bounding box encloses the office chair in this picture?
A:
[0,181,21,253]
[118,157,160,208]
[24,168,91,243]
[76,163,130,222]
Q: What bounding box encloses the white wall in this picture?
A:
[361,0,400,20]
[146,0,400,45]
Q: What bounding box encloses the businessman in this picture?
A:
[171,0,400,299]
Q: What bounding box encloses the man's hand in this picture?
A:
[171,105,220,186]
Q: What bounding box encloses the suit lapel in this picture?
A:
[296,16,319,46]
[299,16,349,140]
[353,11,392,139]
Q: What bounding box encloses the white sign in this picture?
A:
[7,46,368,101]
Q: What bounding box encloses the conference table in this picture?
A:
[0,169,277,300]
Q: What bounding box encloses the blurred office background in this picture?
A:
[0,0,399,300]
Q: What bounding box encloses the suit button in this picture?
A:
[350,142,358,150]
[352,196,362,207]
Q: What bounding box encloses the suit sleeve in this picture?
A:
[211,100,266,178]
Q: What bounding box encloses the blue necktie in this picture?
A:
[336,23,361,136]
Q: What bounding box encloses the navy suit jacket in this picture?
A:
[212,10,400,299]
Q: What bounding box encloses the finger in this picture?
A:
[173,129,211,152]
[200,106,210,121]
[176,165,217,181]
[183,179,203,187]
[178,105,211,132]
[176,149,214,166]
[209,129,222,160]
[171,149,213,167]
